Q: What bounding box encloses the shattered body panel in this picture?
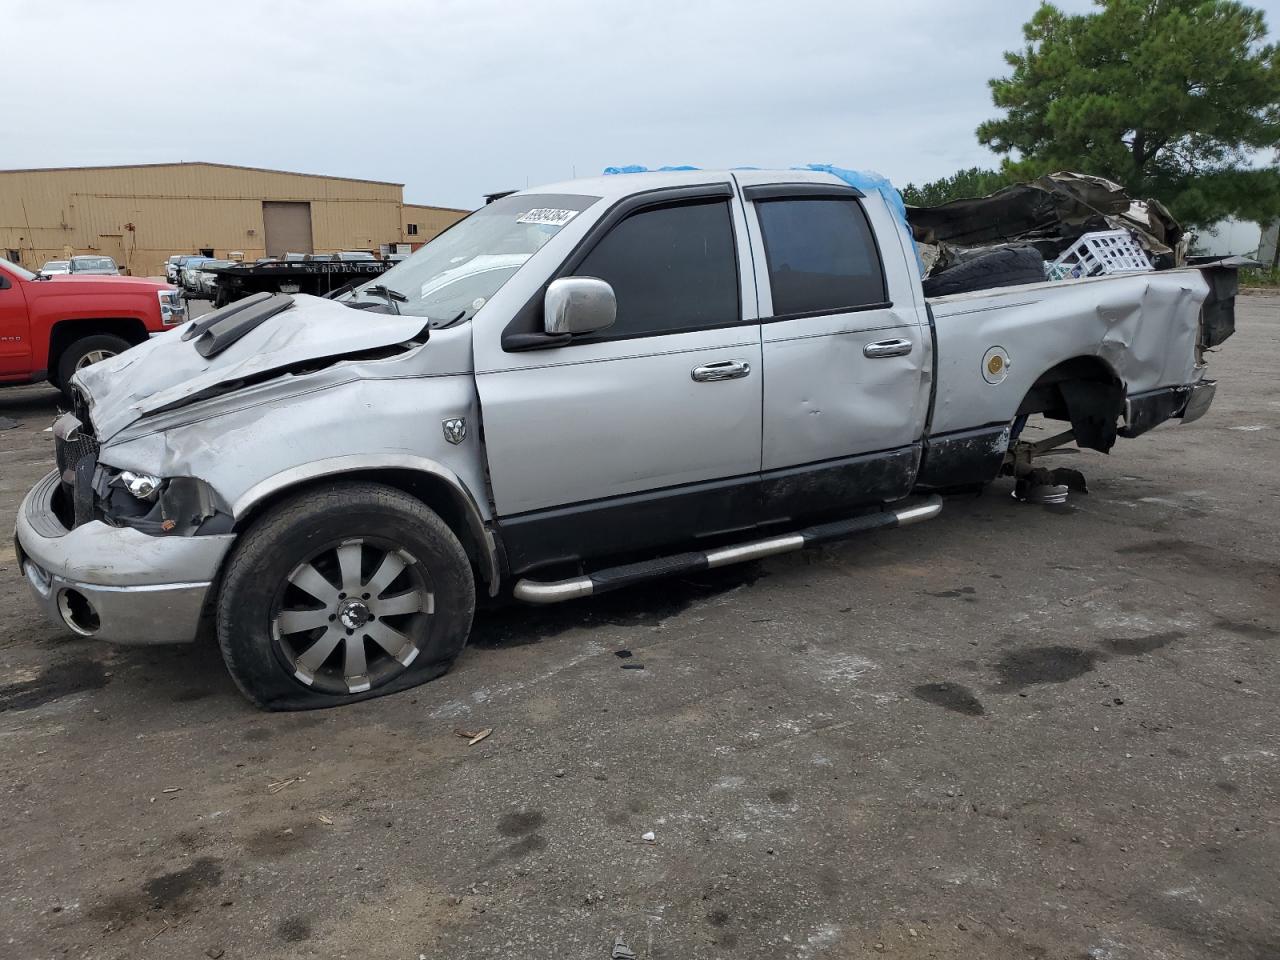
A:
[928,268,1209,436]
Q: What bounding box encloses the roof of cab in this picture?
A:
[519,168,846,201]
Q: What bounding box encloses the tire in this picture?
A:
[922,246,1046,298]
[216,482,476,710]
[56,333,132,396]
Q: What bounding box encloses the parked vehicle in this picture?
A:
[179,257,214,295]
[165,255,190,285]
[40,260,70,275]
[15,170,1237,710]
[171,255,211,290]
[0,256,185,396]
[68,255,119,275]
[209,254,392,305]
[192,259,237,300]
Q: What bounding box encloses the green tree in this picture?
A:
[900,167,1015,206]
[977,0,1280,225]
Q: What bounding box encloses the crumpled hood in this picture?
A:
[74,294,428,440]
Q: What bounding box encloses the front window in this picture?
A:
[343,192,599,324]
[570,199,740,338]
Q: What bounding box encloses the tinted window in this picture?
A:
[573,200,738,338]
[756,198,886,316]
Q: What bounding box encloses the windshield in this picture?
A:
[345,192,599,323]
[42,261,69,271]
[0,256,38,281]
[71,257,116,272]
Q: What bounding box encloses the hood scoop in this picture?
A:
[182,291,294,357]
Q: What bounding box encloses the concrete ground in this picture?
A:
[0,295,1277,960]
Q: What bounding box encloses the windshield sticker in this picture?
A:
[516,208,579,227]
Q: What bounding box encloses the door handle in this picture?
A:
[863,338,913,358]
[691,359,752,382]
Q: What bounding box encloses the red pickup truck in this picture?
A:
[0,256,186,397]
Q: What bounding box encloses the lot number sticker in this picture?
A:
[517,208,579,227]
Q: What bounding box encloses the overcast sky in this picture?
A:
[6,0,1279,209]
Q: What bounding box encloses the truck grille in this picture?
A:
[52,410,100,528]
[54,430,99,483]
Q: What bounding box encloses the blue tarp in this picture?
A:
[603,163,924,275]
[602,165,702,174]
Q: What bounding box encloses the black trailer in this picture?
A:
[208,258,394,307]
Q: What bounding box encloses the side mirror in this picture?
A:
[544,277,616,336]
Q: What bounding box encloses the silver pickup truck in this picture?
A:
[15,169,1237,709]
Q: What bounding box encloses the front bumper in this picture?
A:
[14,470,236,645]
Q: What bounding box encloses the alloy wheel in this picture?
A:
[75,349,117,369]
[271,537,433,694]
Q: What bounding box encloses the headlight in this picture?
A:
[98,470,230,536]
[118,471,164,500]
[158,289,187,325]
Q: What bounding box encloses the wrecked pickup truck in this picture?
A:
[15,169,1238,709]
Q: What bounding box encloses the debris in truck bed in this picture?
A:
[920,245,1046,297]
[908,171,1185,277]
[1047,229,1153,280]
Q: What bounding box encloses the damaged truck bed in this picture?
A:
[15,168,1238,710]
[920,261,1233,488]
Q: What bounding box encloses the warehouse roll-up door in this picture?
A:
[262,201,313,257]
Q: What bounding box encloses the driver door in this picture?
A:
[473,184,763,576]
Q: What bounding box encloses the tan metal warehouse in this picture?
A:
[0,162,470,278]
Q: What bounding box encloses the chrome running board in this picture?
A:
[512,495,943,605]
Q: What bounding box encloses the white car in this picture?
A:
[40,260,70,275]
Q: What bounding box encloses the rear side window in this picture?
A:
[572,199,739,338]
[756,198,887,317]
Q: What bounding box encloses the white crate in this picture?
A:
[1048,229,1152,280]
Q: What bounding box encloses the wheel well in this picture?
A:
[47,317,148,380]
[1016,356,1126,453]
[231,469,496,589]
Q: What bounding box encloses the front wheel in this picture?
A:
[216,482,476,710]
[55,333,132,398]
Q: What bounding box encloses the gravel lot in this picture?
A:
[1,294,1277,960]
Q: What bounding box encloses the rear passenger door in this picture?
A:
[737,175,930,522]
